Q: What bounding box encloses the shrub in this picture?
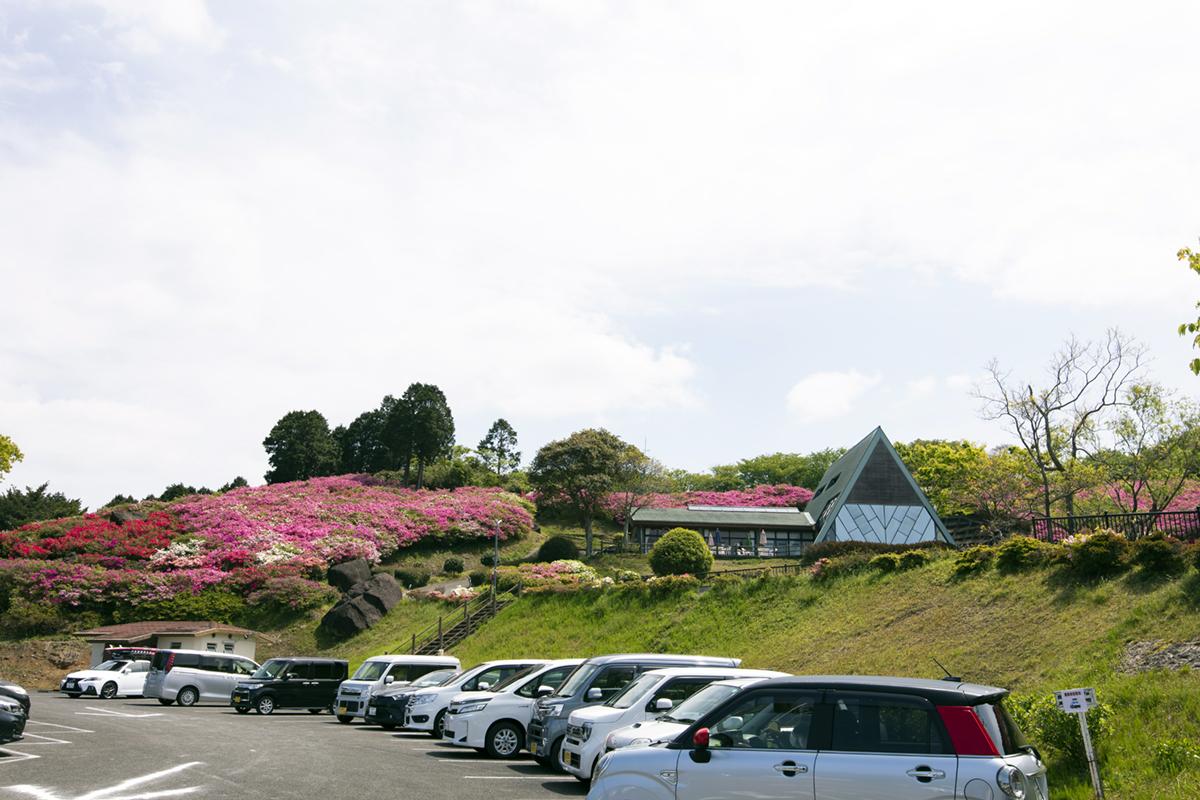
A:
[798,540,950,566]
[649,528,714,577]
[468,570,488,587]
[442,556,465,575]
[953,546,995,577]
[1131,533,1185,575]
[537,536,580,563]
[897,550,930,570]
[393,568,431,589]
[810,552,873,582]
[614,569,643,583]
[1064,530,1129,580]
[480,554,497,568]
[247,577,337,612]
[706,573,744,593]
[995,536,1050,573]
[869,554,900,573]
[646,574,701,597]
[0,597,68,638]
[1154,737,1200,774]
[120,588,248,623]
[1006,693,1111,762]
[1193,543,1200,572]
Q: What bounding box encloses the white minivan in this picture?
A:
[561,667,785,782]
[404,659,547,738]
[335,655,460,724]
[143,650,259,706]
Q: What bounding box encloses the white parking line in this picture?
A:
[461,775,574,780]
[3,760,205,799]
[74,709,161,719]
[1,735,70,747]
[22,723,92,734]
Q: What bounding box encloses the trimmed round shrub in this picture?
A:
[480,554,497,568]
[468,569,488,587]
[953,546,995,577]
[442,556,465,575]
[393,568,431,589]
[898,550,930,570]
[649,528,714,577]
[1131,533,1185,575]
[869,554,900,573]
[995,536,1049,573]
[810,552,873,582]
[1066,530,1129,580]
[537,536,580,563]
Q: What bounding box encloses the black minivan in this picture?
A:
[231,658,349,715]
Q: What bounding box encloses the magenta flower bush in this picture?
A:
[600,484,814,523]
[0,476,535,612]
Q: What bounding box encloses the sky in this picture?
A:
[2,1,1199,509]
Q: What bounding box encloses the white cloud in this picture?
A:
[90,0,224,54]
[786,371,883,423]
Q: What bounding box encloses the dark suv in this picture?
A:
[231,658,349,715]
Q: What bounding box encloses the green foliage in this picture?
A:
[897,550,930,570]
[995,535,1050,573]
[869,553,900,572]
[706,573,745,593]
[1178,245,1200,375]
[263,410,340,484]
[1131,533,1186,575]
[1006,693,1112,763]
[393,568,431,589]
[478,418,521,478]
[1193,544,1200,573]
[103,494,138,508]
[649,528,714,576]
[0,434,22,483]
[384,383,456,488]
[614,568,643,583]
[219,476,249,493]
[1154,737,1200,774]
[0,597,70,638]
[117,589,248,624]
[798,540,948,566]
[480,553,497,568]
[0,483,85,531]
[893,439,989,516]
[442,556,464,574]
[810,553,874,582]
[1065,530,1129,580]
[159,483,201,501]
[537,535,580,562]
[335,396,398,474]
[468,570,488,587]
[953,546,995,577]
[646,574,701,597]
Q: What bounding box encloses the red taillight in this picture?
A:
[693,727,710,748]
[164,653,176,673]
[938,705,999,757]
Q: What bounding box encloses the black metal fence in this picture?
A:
[1030,508,1200,542]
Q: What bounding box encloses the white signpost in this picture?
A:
[1055,687,1103,798]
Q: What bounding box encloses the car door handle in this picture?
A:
[906,766,947,782]
[773,761,807,776]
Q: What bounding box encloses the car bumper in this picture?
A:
[0,711,26,744]
[442,714,483,748]
[561,736,599,778]
[230,691,255,710]
[404,707,436,731]
[335,696,369,717]
[527,717,566,757]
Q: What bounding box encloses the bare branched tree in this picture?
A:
[974,329,1147,518]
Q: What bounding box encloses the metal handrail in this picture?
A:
[408,584,521,654]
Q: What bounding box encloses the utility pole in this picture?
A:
[491,518,500,614]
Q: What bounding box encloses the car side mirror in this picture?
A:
[585,687,603,702]
[689,727,711,764]
[653,697,673,712]
[716,715,743,733]
[478,681,491,691]
[384,675,394,685]
[536,686,554,697]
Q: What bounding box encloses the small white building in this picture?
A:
[75,621,261,666]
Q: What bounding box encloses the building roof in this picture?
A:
[75,620,259,643]
[803,427,881,528]
[631,506,815,529]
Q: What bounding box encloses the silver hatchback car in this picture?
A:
[588,675,1047,800]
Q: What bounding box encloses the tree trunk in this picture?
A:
[403,455,412,485]
[416,458,426,489]
[583,514,594,557]
[1041,472,1052,519]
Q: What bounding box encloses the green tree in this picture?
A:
[611,449,670,542]
[0,435,22,483]
[385,384,455,488]
[1179,245,1200,375]
[219,476,249,493]
[262,410,340,484]
[0,483,84,530]
[477,418,521,478]
[529,428,632,555]
[335,395,399,473]
[159,483,199,501]
[734,449,846,489]
[893,439,989,516]
[103,494,138,507]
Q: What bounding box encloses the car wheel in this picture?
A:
[256,696,275,715]
[100,682,118,700]
[307,708,323,714]
[336,715,354,724]
[66,693,81,699]
[157,698,174,706]
[176,687,200,707]
[380,723,396,731]
[235,707,250,715]
[546,737,566,774]
[430,710,447,739]
[485,721,524,759]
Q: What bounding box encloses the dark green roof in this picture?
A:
[803,427,881,526]
[631,507,815,529]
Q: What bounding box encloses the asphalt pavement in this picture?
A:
[0,694,588,800]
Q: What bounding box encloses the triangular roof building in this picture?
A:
[805,427,953,545]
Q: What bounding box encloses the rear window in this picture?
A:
[173,653,201,669]
[975,700,1029,756]
[151,652,172,671]
[832,694,952,755]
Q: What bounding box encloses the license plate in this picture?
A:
[529,740,538,755]
[565,751,578,767]
[338,706,348,715]
[367,706,375,714]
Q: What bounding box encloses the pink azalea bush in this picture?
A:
[600,485,814,523]
[0,476,534,612]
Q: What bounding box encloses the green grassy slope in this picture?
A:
[449,560,1200,800]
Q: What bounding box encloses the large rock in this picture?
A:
[328,558,373,592]
[319,595,384,639]
[347,573,403,614]
[105,507,149,525]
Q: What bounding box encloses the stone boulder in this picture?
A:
[105,507,149,525]
[328,558,373,592]
[319,595,384,639]
[347,573,403,614]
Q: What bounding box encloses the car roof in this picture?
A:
[580,654,740,667]
[477,659,550,667]
[750,675,1007,704]
[161,649,253,657]
[263,657,348,664]
[361,655,461,665]
[638,667,787,679]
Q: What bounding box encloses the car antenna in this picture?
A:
[933,657,961,683]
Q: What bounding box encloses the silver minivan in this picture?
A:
[143,650,259,706]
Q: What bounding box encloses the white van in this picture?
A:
[143,650,259,706]
[335,655,460,724]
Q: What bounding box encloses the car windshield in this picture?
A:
[554,663,599,697]
[351,661,391,681]
[491,664,539,693]
[250,660,289,680]
[414,669,458,688]
[661,683,743,723]
[92,660,129,672]
[607,673,661,709]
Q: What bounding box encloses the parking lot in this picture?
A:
[0,695,587,800]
